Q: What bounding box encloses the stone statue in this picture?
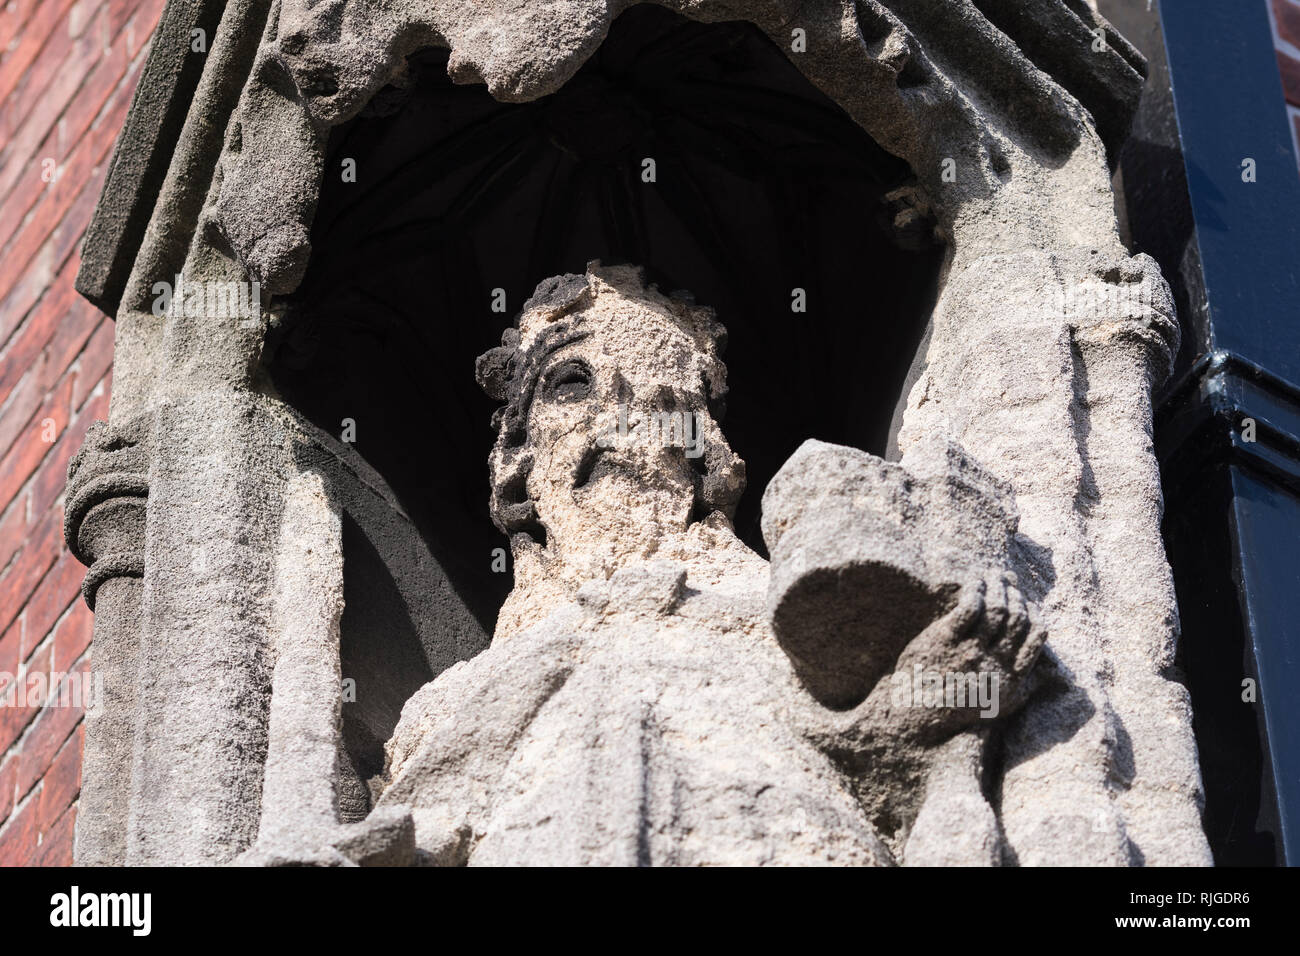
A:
[374,263,1046,865]
[59,0,1216,867]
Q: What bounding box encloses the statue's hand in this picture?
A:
[883,570,1046,738]
[799,569,1045,836]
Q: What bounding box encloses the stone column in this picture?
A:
[63,416,150,866]
[900,246,1211,865]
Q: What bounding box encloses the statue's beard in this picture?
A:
[572,442,694,496]
[542,456,698,562]
[496,436,750,643]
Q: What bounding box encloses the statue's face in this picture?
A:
[522,300,720,554]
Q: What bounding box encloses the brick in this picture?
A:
[0,500,24,574]
[0,0,80,108]
[71,319,113,411]
[0,365,46,459]
[31,385,109,528]
[22,552,83,659]
[0,509,61,639]
[0,126,123,342]
[36,721,81,833]
[0,239,59,347]
[0,2,40,56]
[30,374,109,522]
[0,754,14,824]
[0,789,39,866]
[33,803,75,866]
[0,619,18,682]
[0,4,96,201]
[48,164,109,281]
[1275,0,1300,52]
[49,23,132,169]
[13,656,90,801]
[52,601,92,675]
[107,0,137,41]
[0,119,112,303]
[0,258,78,405]
[0,0,167,871]
[0,37,136,309]
[1,3,99,141]
[0,371,74,513]
[0,0,102,171]
[12,362,76,453]
[1278,49,1300,108]
[126,0,168,60]
[0,643,50,756]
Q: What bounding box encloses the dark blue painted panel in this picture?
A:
[1160,0,1300,388]
[1231,471,1300,858]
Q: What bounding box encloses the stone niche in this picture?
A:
[68,0,1213,866]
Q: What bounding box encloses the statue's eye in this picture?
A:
[545,360,593,403]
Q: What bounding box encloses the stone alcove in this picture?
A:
[67,0,1213,866]
[268,6,946,819]
[271,5,944,616]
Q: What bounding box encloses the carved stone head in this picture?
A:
[475,263,750,633]
[477,262,746,546]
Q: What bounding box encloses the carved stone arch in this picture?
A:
[210,0,1147,292]
[267,7,947,589]
[66,0,1210,865]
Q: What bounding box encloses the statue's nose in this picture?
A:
[621,384,682,417]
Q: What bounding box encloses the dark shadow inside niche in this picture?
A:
[267,4,946,636]
[336,512,434,822]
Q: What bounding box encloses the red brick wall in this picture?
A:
[1270,0,1300,164]
[0,0,165,867]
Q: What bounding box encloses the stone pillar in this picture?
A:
[63,417,150,866]
[126,389,290,864]
[900,247,1211,865]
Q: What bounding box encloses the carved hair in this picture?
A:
[475,264,743,544]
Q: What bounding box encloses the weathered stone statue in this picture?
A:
[375,263,1045,865]
[63,0,1215,868]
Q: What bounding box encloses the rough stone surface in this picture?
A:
[377,266,1044,865]
[476,263,749,642]
[62,415,151,865]
[64,0,1214,867]
[899,248,1209,865]
[207,0,1146,294]
[763,435,1040,710]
